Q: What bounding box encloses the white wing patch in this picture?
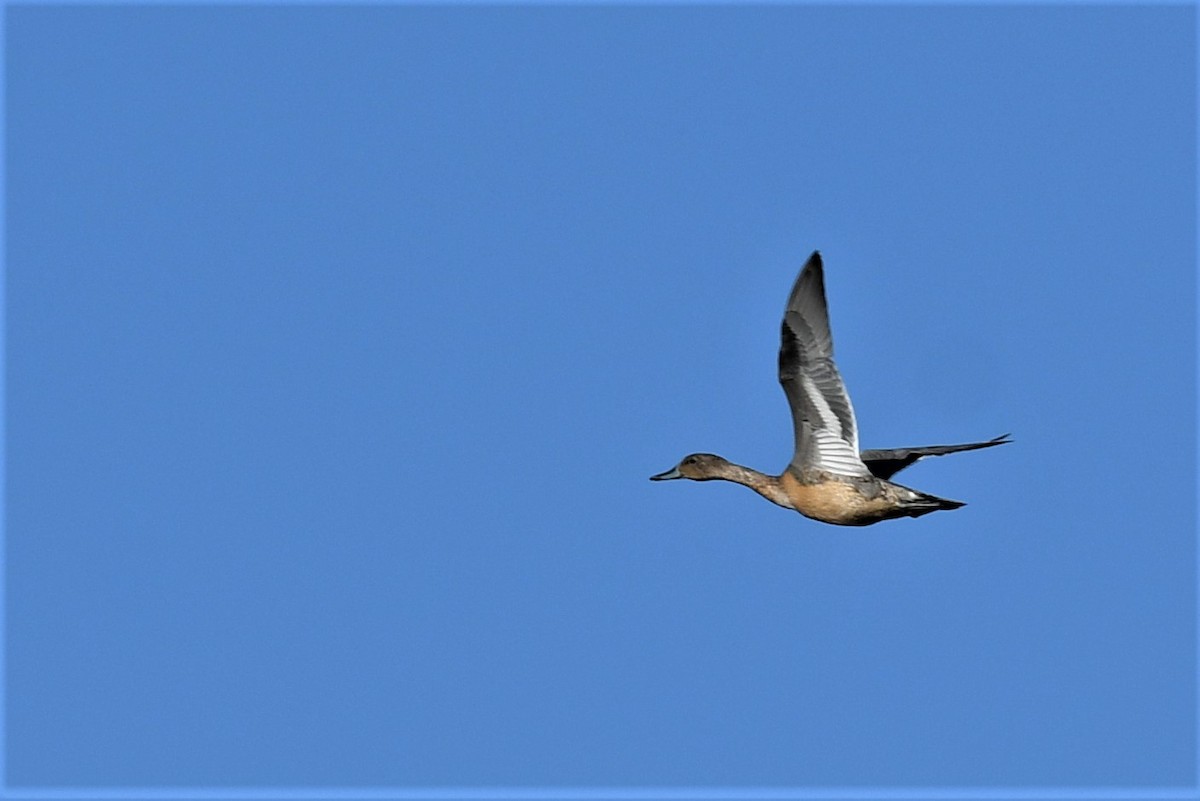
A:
[801,374,870,477]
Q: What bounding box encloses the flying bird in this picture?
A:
[650,251,1008,526]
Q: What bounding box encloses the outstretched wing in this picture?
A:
[860,434,1012,480]
[777,252,870,478]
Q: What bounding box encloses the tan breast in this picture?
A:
[778,471,894,526]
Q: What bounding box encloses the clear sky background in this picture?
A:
[5,4,1196,792]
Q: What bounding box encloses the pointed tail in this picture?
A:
[890,484,967,519]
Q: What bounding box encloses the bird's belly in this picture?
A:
[779,472,896,527]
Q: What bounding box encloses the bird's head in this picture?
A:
[649,453,731,482]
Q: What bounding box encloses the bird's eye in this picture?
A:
[685,457,697,465]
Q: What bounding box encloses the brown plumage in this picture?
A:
[650,252,1009,526]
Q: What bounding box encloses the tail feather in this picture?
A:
[907,495,966,518]
[891,484,966,519]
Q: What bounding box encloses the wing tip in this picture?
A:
[788,250,827,312]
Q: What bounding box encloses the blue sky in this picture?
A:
[5,3,1196,793]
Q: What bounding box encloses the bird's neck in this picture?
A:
[712,461,795,510]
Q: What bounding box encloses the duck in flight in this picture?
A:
[651,251,1009,526]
